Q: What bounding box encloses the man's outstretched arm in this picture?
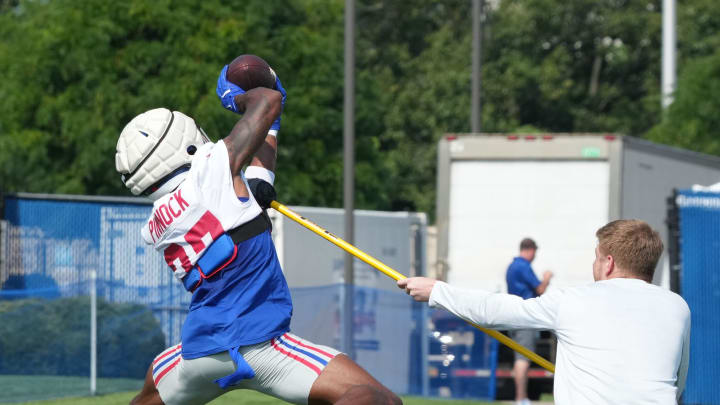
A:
[398,277,561,331]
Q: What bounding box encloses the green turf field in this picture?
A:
[0,375,493,405]
[12,390,494,405]
[0,375,144,404]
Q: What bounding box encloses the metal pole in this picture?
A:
[662,0,676,109]
[666,190,682,294]
[90,269,97,395]
[343,0,356,359]
[471,0,483,133]
[416,224,430,396]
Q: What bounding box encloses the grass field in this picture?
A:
[0,376,143,404]
[0,376,493,405]
[14,391,494,405]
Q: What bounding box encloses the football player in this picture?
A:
[115,68,401,405]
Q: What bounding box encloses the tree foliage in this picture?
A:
[0,0,350,205]
[646,0,720,155]
[1,0,719,218]
[647,51,720,156]
[482,0,663,135]
[0,297,164,378]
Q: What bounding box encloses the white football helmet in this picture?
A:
[115,108,209,200]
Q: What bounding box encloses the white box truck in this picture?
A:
[436,134,720,291]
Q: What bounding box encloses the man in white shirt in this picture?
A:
[399,220,690,404]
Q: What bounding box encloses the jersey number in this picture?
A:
[164,211,224,274]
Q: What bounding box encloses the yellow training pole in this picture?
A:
[271,201,556,374]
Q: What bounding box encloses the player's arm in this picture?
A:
[248,136,277,172]
[222,88,282,197]
[247,69,285,175]
[244,136,278,209]
[244,72,286,207]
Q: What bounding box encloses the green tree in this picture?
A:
[646,51,720,155]
[356,0,668,214]
[0,0,394,210]
[481,0,664,135]
[2,0,720,219]
[645,0,720,155]
[0,0,234,195]
[356,0,473,212]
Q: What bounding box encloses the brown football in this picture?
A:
[226,54,276,90]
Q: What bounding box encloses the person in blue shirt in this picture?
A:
[505,238,552,405]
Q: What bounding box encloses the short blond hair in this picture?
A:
[595,220,664,281]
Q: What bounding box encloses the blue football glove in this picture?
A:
[269,70,287,134]
[216,65,246,114]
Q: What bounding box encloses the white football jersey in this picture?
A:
[141,141,262,280]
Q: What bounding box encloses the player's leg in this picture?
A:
[240,332,399,405]
[133,343,235,405]
[308,354,402,405]
[509,329,536,404]
[512,358,530,403]
[129,363,164,405]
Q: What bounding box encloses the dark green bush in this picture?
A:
[0,297,165,378]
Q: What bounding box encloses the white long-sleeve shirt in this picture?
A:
[429,278,691,405]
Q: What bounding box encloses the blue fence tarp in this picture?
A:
[676,190,720,405]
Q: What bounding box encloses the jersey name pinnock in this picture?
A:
[148,189,190,242]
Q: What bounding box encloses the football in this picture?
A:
[226,54,276,90]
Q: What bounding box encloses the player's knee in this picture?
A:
[387,391,403,405]
[348,384,401,405]
[372,385,401,405]
[129,394,150,405]
[373,386,401,405]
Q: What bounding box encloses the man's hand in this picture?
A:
[397,277,437,302]
[536,270,553,295]
[248,178,276,210]
[216,65,246,114]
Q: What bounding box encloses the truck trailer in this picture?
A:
[436,134,720,292]
[435,134,720,399]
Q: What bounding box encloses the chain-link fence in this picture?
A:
[0,193,497,403]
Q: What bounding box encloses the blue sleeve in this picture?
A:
[521,265,541,290]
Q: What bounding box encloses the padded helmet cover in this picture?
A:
[115,108,208,196]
